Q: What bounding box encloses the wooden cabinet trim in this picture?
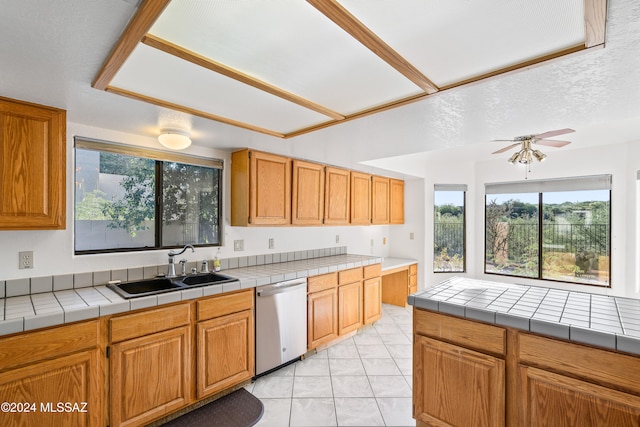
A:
[110,303,191,343]
[414,309,506,356]
[197,289,253,321]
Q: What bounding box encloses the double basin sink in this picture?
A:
[107,272,238,299]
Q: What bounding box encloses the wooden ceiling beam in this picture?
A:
[142,34,345,121]
[106,86,285,138]
[93,0,171,90]
[584,0,607,48]
[307,0,439,94]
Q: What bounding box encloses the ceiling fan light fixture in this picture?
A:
[158,129,191,150]
[533,149,546,162]
[508,151,519,163]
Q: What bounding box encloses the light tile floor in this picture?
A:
[246,304,415,427]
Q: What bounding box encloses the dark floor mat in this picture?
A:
[160,388,264,427]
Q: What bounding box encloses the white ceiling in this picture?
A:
[1,0,640,177]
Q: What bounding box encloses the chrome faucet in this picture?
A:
[167,245,195,278]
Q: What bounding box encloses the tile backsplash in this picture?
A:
[0,246,347,298]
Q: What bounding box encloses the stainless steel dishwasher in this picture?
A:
[255,277,307,376]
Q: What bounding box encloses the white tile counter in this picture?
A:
[381,257,417,271]
[409,276,640,356]
[0,253,382,336]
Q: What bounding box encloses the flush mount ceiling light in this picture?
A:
[158,129,191,150]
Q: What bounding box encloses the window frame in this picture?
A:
[484,175,612,287]
[73,137,223,255]
[433,184,467,274]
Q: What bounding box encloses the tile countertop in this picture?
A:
[0,254,382,337]
[381,257,417,271]
[408,276,640,356]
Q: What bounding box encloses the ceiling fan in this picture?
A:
[492,128,575,164]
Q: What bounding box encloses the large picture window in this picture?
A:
[74,138,222,253]
[485,175,611,287]
[434,184,466,273]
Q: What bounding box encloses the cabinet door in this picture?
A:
[250,150,291,225]
[0,349,101,427]
[110,326,191,427]
[324,166,350,225]
[308,287,338,350]
[363,276,382,325]
[197,310,254,399]
[0,96,65,230]
[292,160,324,225]
[414,335,505,427]
[390,178,404,224]
[338,281,363,335]
[519,365,640,426]
[350,171,371,224]
[371,176,390,224]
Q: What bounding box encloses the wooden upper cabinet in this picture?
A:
[231,149,291,226]
[390,178,404,224]
[324,166,350,225]
[371,176,390,224]
[350,171,371,224]
[0,96,66,230]
[292,160,324,225]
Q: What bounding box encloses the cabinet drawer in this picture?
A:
[110,303,191,343]
[198,289,254,321]
[409,264,417,275]
[339,267,363,285]
[414,309,505,356]
[308,272,338,293]
[363,263,381,279]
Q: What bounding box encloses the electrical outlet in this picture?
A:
[19,251,33,269]
[268,238,275,249]
[234,240,244,251]
[410,232,415,240]
[335,235,340,244]
[383,237,387,245]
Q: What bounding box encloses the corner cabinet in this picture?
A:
[0,96,66,230]
[231,149,291,226]
[292,159,324,225]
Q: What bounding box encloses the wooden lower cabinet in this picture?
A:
[519,366,640,426]
[197,309,254,398]
[338,281,363,335]
[414,308,640,427]
[0,320,103,427]
[414,335,505,427]
[382,263,418,307]
[363,276,382,325]
[308,287,338,349]
[110,326,191,427]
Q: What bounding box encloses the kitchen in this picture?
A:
[2,0,640,426]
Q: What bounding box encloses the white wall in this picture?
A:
[420,141,640,299]
[0,123,393,281]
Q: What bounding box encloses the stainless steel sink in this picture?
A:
[107,273,238,299]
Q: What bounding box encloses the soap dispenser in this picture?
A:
[214,248,221,272]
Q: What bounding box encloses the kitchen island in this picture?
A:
[409,277,640,426]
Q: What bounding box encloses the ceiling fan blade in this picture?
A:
[536,139,572,148]
[492,143,520,154]
[490,139,517,142]
[535,128,575,139]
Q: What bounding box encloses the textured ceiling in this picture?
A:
[1,0,639,177]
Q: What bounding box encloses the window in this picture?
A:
[485,175,611,287]
[434,184,466,272]
[74,138,222,253]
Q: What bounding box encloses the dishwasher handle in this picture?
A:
[256,278,307,297]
